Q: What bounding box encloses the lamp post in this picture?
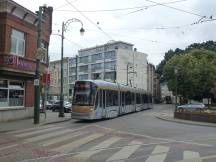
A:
[126,62,132,86]
[34,6,42,124]
[174,68,178,110]
[59,18,85,117]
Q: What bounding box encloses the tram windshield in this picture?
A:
[73,81,97,106]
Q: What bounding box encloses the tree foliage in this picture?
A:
[163,49,216,100]
[156,41,216,79]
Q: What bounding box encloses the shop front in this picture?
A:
[0,55,47,122]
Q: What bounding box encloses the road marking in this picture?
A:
[7,125,54,134]
[42,131,88,146]
[24,129,74,143]
[105,140,142,162]
[15,126,63,137]
[183,151,200,160]
[152,145,170,154]
[74,137,121,159]
[52,133,104,153]
[94,125,212,147]
[145,145,170,162]
[0,144,18,151]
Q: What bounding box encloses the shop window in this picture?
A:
[9,89,24,106]
[0,79,24,108]
[10,29,25,57]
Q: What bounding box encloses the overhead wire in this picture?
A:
[64,0,114,40]
[145,0,205,18]
[55,0,187,13]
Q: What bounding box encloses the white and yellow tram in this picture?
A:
[71,80,153,120]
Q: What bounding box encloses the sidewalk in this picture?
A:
[0,110,71,133]
[155,112,216,127]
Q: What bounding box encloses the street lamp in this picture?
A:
[174,68,178,110]
[126,62,132,86]
[59,18,85,117]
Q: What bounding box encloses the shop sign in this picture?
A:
[1,55,19,65]
[42,73,50,84]
[0,55,33,70]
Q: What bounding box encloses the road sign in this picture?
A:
[34,79,40,86]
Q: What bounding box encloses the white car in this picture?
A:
[177,102,206,109]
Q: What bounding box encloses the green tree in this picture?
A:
[156,41,216,81]
[163,49,216,100]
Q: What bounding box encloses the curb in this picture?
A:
[155,114,216,127]
[42,118,71,125]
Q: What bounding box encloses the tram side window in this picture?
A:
[125,91,131,105]
[136,93,141,104]
[131,93,135,105]
[106,90,118,106]
[143,94,148,103]
[113,91,118,106]
[121,92,125,106]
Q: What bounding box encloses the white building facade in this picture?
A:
[68,41,148,96]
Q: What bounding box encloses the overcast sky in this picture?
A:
[14,0,216,65]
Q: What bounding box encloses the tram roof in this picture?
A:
[77,80,148,93]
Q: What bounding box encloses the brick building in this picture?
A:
[0,0,52,122]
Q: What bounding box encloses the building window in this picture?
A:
[79,56,89,64]
[91,53,102,62]
[104,51,116,60]
[0,79,24,108]
[79,65,88,73]
[10,29,25,57]
[69,76,76,83]
[91,73,102,80]
[69,58,76,66]
[79,74,88,80]
[69,67,76,74]
[91,63,102,72]
[105,61,116,70]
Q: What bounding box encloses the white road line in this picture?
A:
[106,140,143,162]
[25,129,74,143]
[0,144,18,151]
[42,131,88,146]
[15,126,63,137]
[145,153,167,162]
[183,151,200,159]
[152,145,170,154]
[7,125,54,134]
[145,145,170,162]
[74,137,121,159]
[52,133,104,153]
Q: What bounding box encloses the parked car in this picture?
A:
[45,101,52,110]
[177,102,206,109]
[52,101,72,113]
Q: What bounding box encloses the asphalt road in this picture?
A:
[1,104,216,162]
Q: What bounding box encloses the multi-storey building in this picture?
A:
[0,0,52,121]
[49,57,70,100]
[68,41,148,96]
[147,63,161,103]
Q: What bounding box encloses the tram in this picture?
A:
[71,80,153,120]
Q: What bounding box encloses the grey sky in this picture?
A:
[14,0,216,65]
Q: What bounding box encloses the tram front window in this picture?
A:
[73,81,96,106]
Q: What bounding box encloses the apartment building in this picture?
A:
[49,57,69,100]
[147,63,161,103]
[0,0,53,121]
[68,41,148,96]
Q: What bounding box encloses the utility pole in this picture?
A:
[59,22,65,117]
[34,6,42,124]
[75,55,78,80]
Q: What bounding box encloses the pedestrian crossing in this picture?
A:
[1,125,206,162]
